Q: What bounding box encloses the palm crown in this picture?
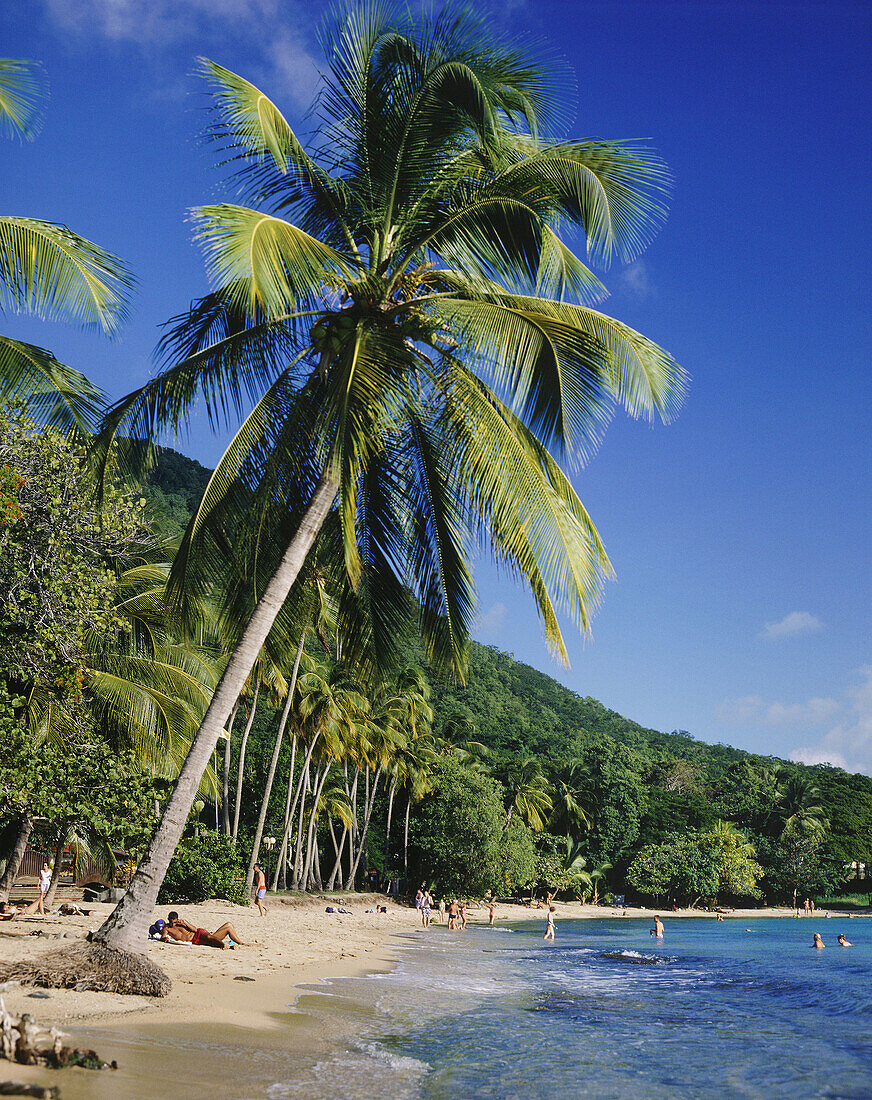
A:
[101,1,685,676]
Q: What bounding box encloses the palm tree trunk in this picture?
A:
[93,472,338,952]
[302,762,331,889]
[327,825,348,890]
[312,828,323,890]
[403,797,411,882]
[274,732,298,891]
[273,731,319,890]
[231,682,260,841]
[0,812,32,903]
[384,778,396,875]
[292,777,308,890]
[245,632,305,890]
[345,765,382,890]
[220,702,239,836]
[44,832,67,910]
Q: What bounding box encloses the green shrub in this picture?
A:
[157,834,248,905]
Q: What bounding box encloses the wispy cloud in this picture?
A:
[41,0,319,108]
[44,0,280,41]
[718,694,839,728]
[759,610,824,641]
[475,602,507,642]
[617,261,653,299]
[790,667,872,776]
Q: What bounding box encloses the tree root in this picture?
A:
[0,940,170,998]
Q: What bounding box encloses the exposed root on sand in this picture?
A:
[0,941,171,998]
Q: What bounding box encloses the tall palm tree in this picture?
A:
[504,757,552,832]
[93,2,685,952]
[1,59,132,431]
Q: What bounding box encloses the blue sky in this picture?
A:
[4,0,871,773]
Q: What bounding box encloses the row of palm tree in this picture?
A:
[3,0,687,965]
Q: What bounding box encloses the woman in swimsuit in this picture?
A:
[543,905,556,941]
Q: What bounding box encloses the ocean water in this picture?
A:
[282,917,872,1100]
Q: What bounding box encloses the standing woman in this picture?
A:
[37,861,51,914]
[544,906,556,942]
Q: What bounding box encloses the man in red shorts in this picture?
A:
[160,911,245,949]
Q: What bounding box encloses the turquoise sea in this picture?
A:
[283,916,872,1099]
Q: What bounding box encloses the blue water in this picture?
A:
[286,917,872,1099]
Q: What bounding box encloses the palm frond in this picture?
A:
[0,217,132,332]
[0,59,47,141]
[192,204,355,316]
[0,334,105,433]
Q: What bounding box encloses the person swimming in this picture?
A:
[813,933,825,949]
[837,933,852,947]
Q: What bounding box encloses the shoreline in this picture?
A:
[1,896,868,1097]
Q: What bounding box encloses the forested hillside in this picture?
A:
[144,448,872,905]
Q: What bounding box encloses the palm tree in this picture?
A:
[548,763,590,838]
[504,757,552,832]
[777,776,828,841]
[93,2,685,953]
[1,59,132,431]
[587,861,612,905]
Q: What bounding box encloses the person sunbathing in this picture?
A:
[1,899,40,919]
[160,911,245,949]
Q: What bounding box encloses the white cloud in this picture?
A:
[44,0,280,41]
[475,602,507,642]
[760,610,824,640]
[41,0,320,108]
[790,667,872,777]
[617,261,652,299]
[263,28,319,110]
[718,694,839,728]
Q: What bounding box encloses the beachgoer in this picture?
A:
[809,899,815,915]
[415,888,424,911]
[161,912,245,949]
[0,901,25,920]
[447,899,460,930]
[421,891,432,928]
[459,901,467,930]
[543,905,556,941]
[37,861,51,914]
[438,898,446,924]
[253,863,268,917]
[803,898,810,917]
[812,933,824,949]
[837,933,852,947]
[651,915,664,938]
[717,913,724,921]
[487,900,496,926]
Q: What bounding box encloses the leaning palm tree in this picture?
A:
[0,59,132,431]
[92,1,685,959]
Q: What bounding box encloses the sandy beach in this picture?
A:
[0,897,864,1098]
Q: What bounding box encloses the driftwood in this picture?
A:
[0,997,116,1073]
[0,1083,61,1097]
